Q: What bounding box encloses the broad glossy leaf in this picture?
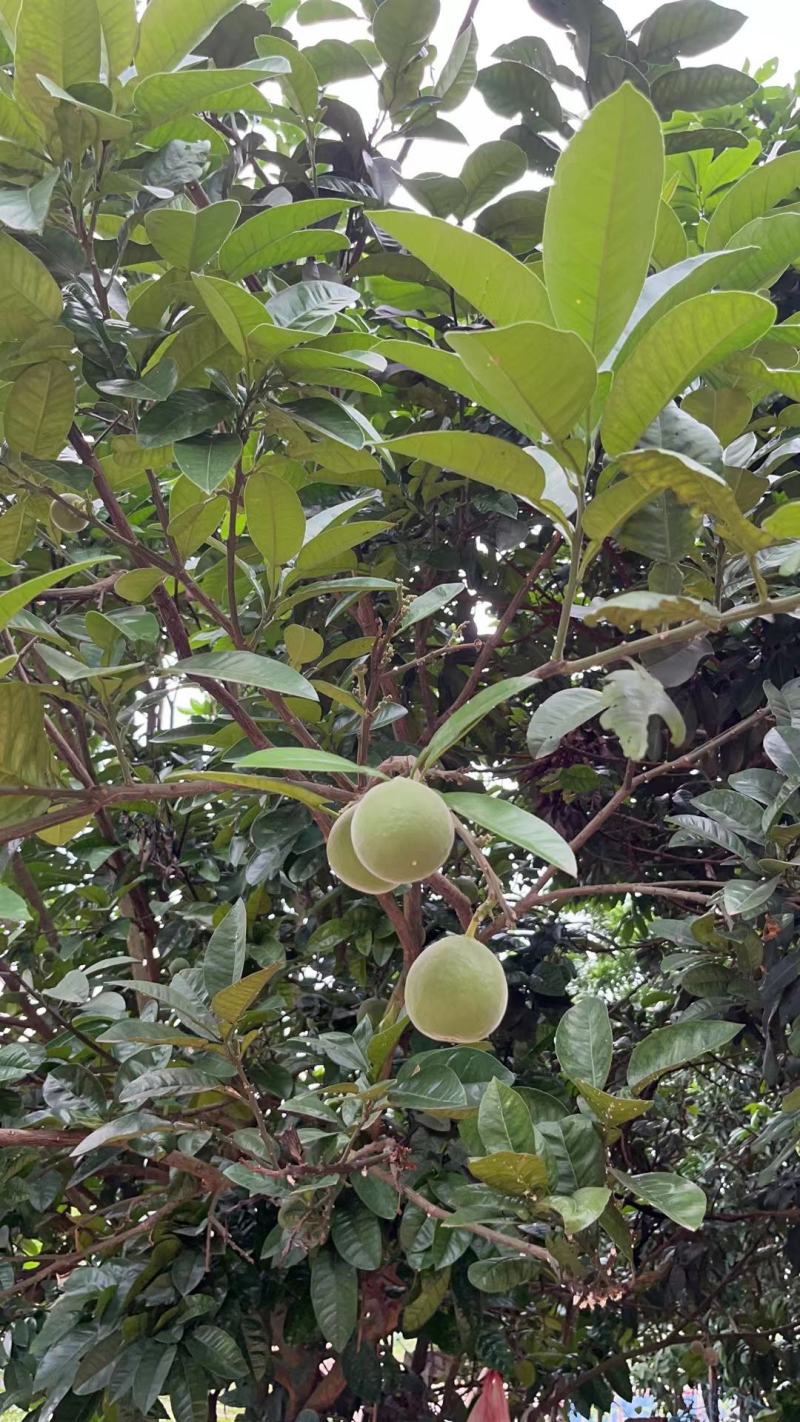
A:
[234,748,383,777]
[477,1078,536,1154]
[331,1199,382,1270]
[555,996,612,1089]
[244,470,305,569]
[0,168,58,233]
[402,1267,451,1333]
[542,83,663,361]
[14,0,100,117]
[376,339,485,404]
[174,434,241,493]
[0,229,62,340]
[544,1186,610,1233]
[372,210,552,326]
[722,876,779,916]
[651,64,757,118]
[638,0,746,60]
[468,1151,549,1195]
[186,1326,248,1381]
[457,139,526,218]
[220,198,353,280]
[608,248,757,370]
[138,390,233,448]
[467,1255,538,1292]
[575,1082,652,1127]
[627,1019,741,1090]
[6,359,74,457]
[136,0,242,76]
[585,448,771,555]
[447,322,597,443]
[203,898,246,999]
[133,66,283,124]
[0,885,31,923]
[172,651,318,702]
[398,581,465,630]
[615,1169,706,1229]
[254,34,318,115]
[145,200,240,271]
[418,674,533,770]
[443,791,576,877]
[388,1065,468,1115]
[0,1041,43,1081]
[601,292,775,455]
[72,1112,171,1156]
[373,0,438,71]
[310,1250,357,1351]
[212,963,283,1027]
[0,558,114,632]
[719,213,800,291]
[706,151,800,249]
[97,0,137,76]
[538,1117,605,1191]
[476,59,562,126]
[526,688,605,759]
[383,431,550,512]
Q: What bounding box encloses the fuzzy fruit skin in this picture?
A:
[404,934,508,1043]
[351,777,454,884]
[326,805,399,895]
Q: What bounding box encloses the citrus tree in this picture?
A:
[2,0,800,1418]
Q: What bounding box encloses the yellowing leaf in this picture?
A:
[6,359,75,457]
[212,963,283,1029]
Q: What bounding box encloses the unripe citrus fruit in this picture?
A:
[351,777,454,884]
[404,934,508,1043]
[51,493,88,533]
[327,804,398,895]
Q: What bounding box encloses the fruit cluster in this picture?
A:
[327,777,508,1044]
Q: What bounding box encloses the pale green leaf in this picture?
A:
[6,359,74,457]
[443,791,577,876]
[627,1019,741,1091]
[599,663,686,761]
[171,651,318,702]
[555,996,612,1089]
[244,470,305,569]
[706,150,800,249]
[203,898,246,999]
[542,83,664,361]
[136,0,241,77]
[543,1186,610,1233]
[446,322,597,443]
[615,1169,707,1230]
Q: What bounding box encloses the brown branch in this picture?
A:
[428,871,473,930]
[374,1169,560,1274]
[12,854,60,952]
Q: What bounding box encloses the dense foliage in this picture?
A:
[2,0,800,1417]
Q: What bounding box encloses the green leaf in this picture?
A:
[373,0,438,71]
[478,1078,537,1154]
[706,151,800,250]
[555,996,612,1089]
[304,36,372,84]
[627,1019,741,1091]
[14,0,100,118]
[0,168,58,233]
[601,292,775,455]
[0,557,114,633]
[446,322,597,443]
[585,448,771,556]
[398,581,465,630]
[418,674,534,771]
[0,884,31,922]
[133,66,283,125]
[97,0,137,77]
[145,200,240,271]
[718,213,800,291]
[457,139,526,218]
[120,1066,234,1104]
[402,1267,451,1332]
[72,1112,171,1156]
[376,338,484,404]
[244,470,306,569]
[372,210,552,326]
[0,229,62,340]
[138,390,233,448]
[169,1356,208,1422]
[388,1065,468,1115]
[171,651,318,702]
[615,1169,707,1230]
[610,248,758,370]
[468,1151,549,1195]
[0,1042,43,1082]
[220,198,353,280]
[467,1255,538,1292]
[433,20,477,109]
[212,963,283,1027]
[168,494,226,560]
[186,1325,249,1380]
[174,434,242,494]
[538,1117,605,1191]
[651,64,758,119]
[99,359,178,402]
[542,83,664,362]
[599,663,686,761]
[331,1199,382,1270]
[254,34,318,115]
[575,1082,652,1127]
[203,898,246,999]
[310,1249,357,1352]
[722,877,779,917]
[526,688,605,759]
[475,60,562,126]
[383,430,552,514]
[6,360,74,457]
[638,1,746,61]
[544,1186,610,1234]
[233,748,384,777]
[136,0,241,77]
[443,791,577,877]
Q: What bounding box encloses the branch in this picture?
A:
[374,1169,561,1275]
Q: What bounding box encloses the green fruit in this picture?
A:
[51,493,88,533]
[327,804,399,895]
[404,934,508,1043]
[351,777,454,884]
